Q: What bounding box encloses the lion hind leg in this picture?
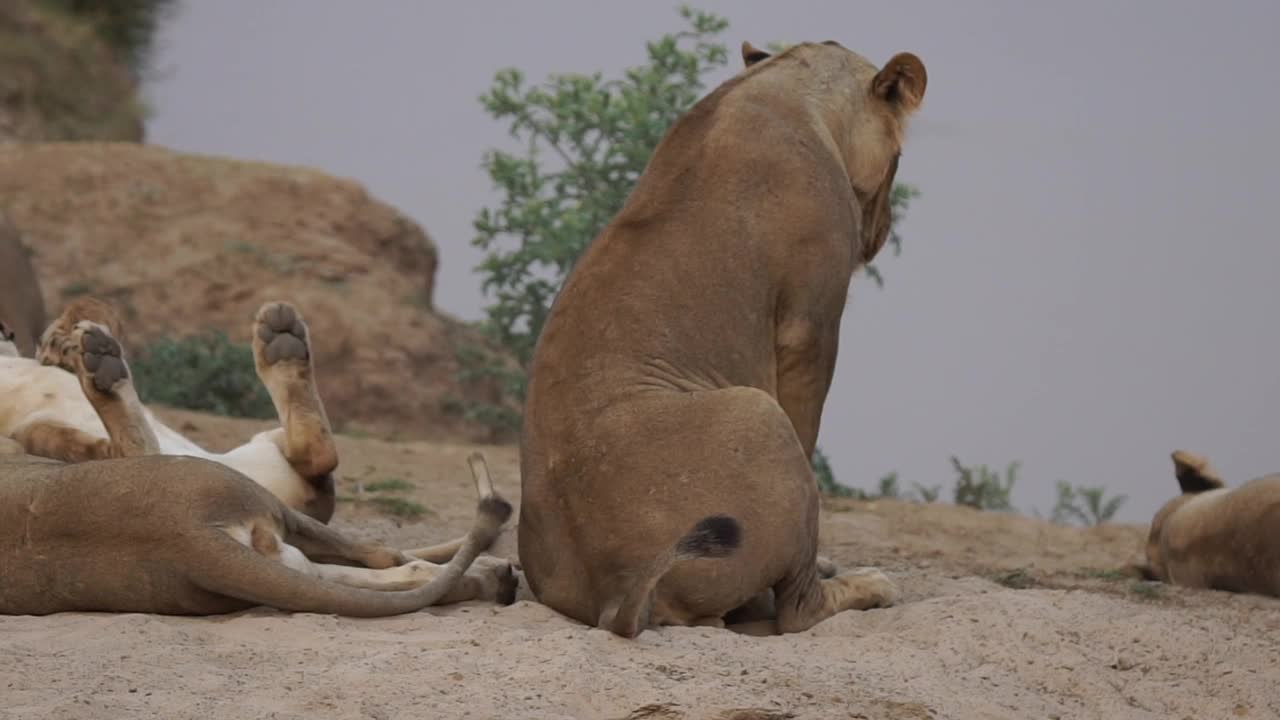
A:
[251,302,337,480]
[12,420,113,463]
[66,321,159,457]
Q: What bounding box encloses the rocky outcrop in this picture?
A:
[0,142,515,442]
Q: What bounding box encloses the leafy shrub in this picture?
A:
[1051,481,1128,526]
[951,456,1018,511]
[36,0,177,77]
[131,331,274,419]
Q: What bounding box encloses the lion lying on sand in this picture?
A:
[0,311,517,615]
[0,435,513,616]
[518,40,927,637]
[2,295,509,577]
[2,297,342,521]
[1136,450,1280,598]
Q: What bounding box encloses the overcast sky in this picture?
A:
[146,0,1280,523]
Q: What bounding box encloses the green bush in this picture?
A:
[132,331,275,419]
[1051,481,1128,526]
[951,456,1018,511]
[36,0,177,77]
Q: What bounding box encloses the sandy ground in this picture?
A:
[3,410,1278,720]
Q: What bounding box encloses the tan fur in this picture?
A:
[0,448,515,616]
[3,297,503,572]
[4,299,340,521]
[0,216,47,357]
[1138,450,1280,597]
[518,41,926,637]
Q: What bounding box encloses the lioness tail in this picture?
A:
[604,513,741,638]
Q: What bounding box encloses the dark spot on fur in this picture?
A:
[1175,466,1224,494]
[676,514,741,557]
[479,495,514,525]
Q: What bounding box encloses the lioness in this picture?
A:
[518,41,927,636]
[0,435,513,616]
[1136,450,1280,598]
[1,297,343,522]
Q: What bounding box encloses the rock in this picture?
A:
[0,142,516,443]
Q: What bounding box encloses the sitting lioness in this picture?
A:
[1136,450,1280,598]
[2,297,341,522]
[518,41,927,636]
[1,434,513,616]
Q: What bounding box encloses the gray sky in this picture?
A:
[147,0,1280,522]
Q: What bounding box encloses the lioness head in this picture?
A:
[37,296,127,371]
[739,40,926,264]
[1138,450,1227,581]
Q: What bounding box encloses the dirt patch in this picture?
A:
[2,410,1277,719]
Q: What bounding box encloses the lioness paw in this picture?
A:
[846,567,899,609]
[72,321,129,394]
[254,302,310,367]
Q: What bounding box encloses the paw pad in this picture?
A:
[256,303,310,364]
[79,325,128,393]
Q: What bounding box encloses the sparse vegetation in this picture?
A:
[459,5,922,460]
[35,0,178,77]
[367,497,428,519]
[131,331,274,419]
[1078,568,1130,582]
[951,456,1018,511]
[1129,580,1165,600]
[364,478,414,493]
[1051,481,1128,526]
[994,568,1036,589]
[912,483,942,503]
[60,280,93,298]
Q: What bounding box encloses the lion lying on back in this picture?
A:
[2,296,340,520]
[1137,450,1280,598]
[1,296,508,582]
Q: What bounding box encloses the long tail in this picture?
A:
[604,514,742,638]
[190,456,513,617]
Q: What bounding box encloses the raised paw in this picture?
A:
[72,321,129,394]
[253,302,310,367]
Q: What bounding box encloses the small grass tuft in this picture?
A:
[1129,580,1165,599]
[368,497,428,519]
[994,568,1036,590]
[365,478,415,493]
[1079,568,1130,582]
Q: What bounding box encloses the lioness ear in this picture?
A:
[741,41,771,67]
[872,52,927,113]
[1171,450,1225,494]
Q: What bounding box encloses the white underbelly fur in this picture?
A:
[0,357,306,508]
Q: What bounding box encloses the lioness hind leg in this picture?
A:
[404,537,466,563]
[405,453,509,562]
[64,321,159,458]
[12,420,113,462]
[285,509,414,569]
[251,302,337,480]
[774,565,898,634]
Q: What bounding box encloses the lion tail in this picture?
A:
[602,514,741,638]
